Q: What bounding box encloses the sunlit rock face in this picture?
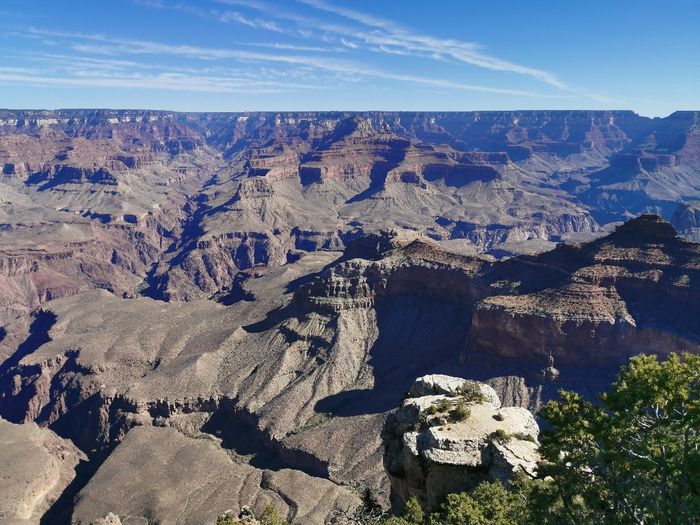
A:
[0,107,700,522]
[2,109,699,311]
[382,375,539,512]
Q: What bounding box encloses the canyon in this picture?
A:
[2,109,700,315]
[1,110,700,523]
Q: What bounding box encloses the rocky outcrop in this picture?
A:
[383,375,539,512]
[26,165,118,189]
[672,201,700,241]
[72,426,359,525]
[471,215,700,375]
[0,220,170,323]
[0,417,86,524]
[149,230,296,301]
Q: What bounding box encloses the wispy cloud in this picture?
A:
[22,27,568,98]
[339,38,358,49]
[298,0,575,91]
[9,1,615,104]
[0,71,292,93]
[234,41,333,52]
[212,10,285,32]
[1,46,324,94]
[211,0,613,102]
[26,28,349,68]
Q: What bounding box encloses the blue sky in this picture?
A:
[1,0,698,115]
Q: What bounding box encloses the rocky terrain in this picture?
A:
[1,110,700,312]
[0,418,85,524]
[1,109,700,523]
[383,375,539,512]
[1,208,700,522]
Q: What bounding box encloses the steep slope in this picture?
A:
[671,200,700,241]
[0,111,222,322]
[0,418,85,524]
[72,426,359,525]
[1,216,699,522]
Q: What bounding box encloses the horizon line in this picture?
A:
[1,107,698,119]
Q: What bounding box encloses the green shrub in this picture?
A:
[436,398,451,412]
[537,352,700,523]
[511,432,536,443]
[450,401,471,422]
[425,480,527,525]
[259,505,288,525]
[454,382,485,403]
[422,404,437,417]
[382,497,424,525]
[216,515,236,525]
[491,429,511,443]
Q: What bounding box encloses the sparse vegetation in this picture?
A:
[216,505,289,525]
[259,505,288,525]
[449,401,471,422]
[422,397,473,423]
[353,353,700,525]
[354,476,535,525]
[330,487,388,524]
[422,404,437,416]
[290,411,334,434]
[511,432,536,443]
[454,382,485,403]
[491,428,510,443]
[436,398,451,413]
[382,497,424,525]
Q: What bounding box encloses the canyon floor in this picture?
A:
[1,110,700,524]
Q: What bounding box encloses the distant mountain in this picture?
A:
[1,107,700,522]
[0,109,699,314]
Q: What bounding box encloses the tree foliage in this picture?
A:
[538,352,700,524]
[359,352,700,525]
[259,505,288,525]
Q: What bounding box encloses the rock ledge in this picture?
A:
[383,375,539,512]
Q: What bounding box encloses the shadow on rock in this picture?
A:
[315,296,472,417]
[0,309,56,376]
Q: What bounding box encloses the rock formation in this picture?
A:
[383,375,539,512]
[1,109,699,309]
[1,107,700,523]
[0,418,85,524]
[672,201,700,241]
[0,214,697,522]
